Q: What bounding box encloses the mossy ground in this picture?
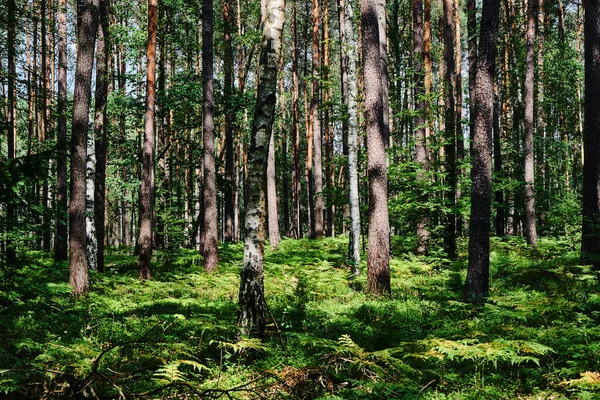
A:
[1,236,599,399]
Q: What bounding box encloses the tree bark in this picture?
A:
[413,0,430,256]
[238,0,285,338]
[340,0,360,269]
[55,0,69,261]
[443,0,457,259]
[361,0,390,295]
[70,0,99,296]
[311,0,324,237]
[291,0,302,239]
[6,0,17,265]
[267,129,280,250]
[138,0,158,280]
[524,0,538,246]
[223,0,236,243]
[466,0,477,146]
[203,0,219,272]
[94,0,109,273]
[581,0,600,269]
[465,0,500,302]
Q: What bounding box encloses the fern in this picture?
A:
[153,360,210,384]
[214,338,268,354]
[423,338,553,368]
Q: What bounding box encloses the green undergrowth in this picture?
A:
[1,236,599,399]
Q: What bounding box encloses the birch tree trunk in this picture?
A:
[344,0,361,271]
[291,0,302,239]
[267,130,280,250]
[94,0,109,273]
[70,0,99,296]
[238,0,285,338]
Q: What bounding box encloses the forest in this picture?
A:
[2,0,600,397]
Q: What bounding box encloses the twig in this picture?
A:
[265,301,287,353]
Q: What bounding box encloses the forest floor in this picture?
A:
[1,235,599,399]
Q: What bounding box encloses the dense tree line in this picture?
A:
[0,0,598,322]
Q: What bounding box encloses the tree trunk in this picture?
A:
[465,0,500,302]
[311,0,324,237]
[267,130,280,250]
[55,0,68,261]
[238,0,285,338]
[138,0,158,280]
[361,0,390,295]
[6,0,17,265]
[94,0,109,273]
[203,0,219,272]
[581,0,600,269]
[290,0,302,239]
[443,0,457,259]
[466,0,477,146]
[524,0,537,246]
[70,0,99,296]
[413,0,430,256]
[223,0,236,243]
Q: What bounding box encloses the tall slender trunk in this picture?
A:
[323,0,334,237]
[238,0,285,338]
[443,0,457,259]
[6,0,17,265]
[94,0,109,273]
[361,0,390,295]
[413,0,430,256]
[203,0,219,271]
[465,0,501,302]
[493,82,504,235]
[138,0,158,280]
[311,0,324,237]
[55,0,68,261]
[267,126,280,250]
[581,0,600,268]
[454,0,464,237]
[466,0,477,145]
[70,0,99,296]
[291,0,302,239]
[524,0,537,246]
[223,0,236,242]
[424,0,432,142]
[344,0,361,271]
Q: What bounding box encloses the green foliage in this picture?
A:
[2,236,600,398]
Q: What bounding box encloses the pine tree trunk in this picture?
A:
[581,0,600,268]
[312,0,324,237]
[238,0,285,338]
[6,0,17,265]
[413,0,430,256]
[443,0,457,259]
[361,0,390,295]
[203,0,219,272]
[94,0,109,273]
[291,0,302,239]
[465,0,501,302]
[70,0,99,296]
[466,0,476,145]
[55,0,69,261]
[223,0,236,243]
[138,0,158,280]
[524,0,538,246]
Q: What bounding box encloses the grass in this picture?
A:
[1,235,599,399]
